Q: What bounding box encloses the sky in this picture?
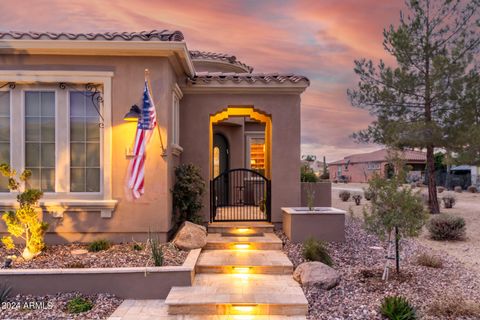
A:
[0,0,406,162]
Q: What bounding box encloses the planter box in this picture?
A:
[0,249,201,299]
[282,207,345,243]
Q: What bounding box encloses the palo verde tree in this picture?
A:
[348,0,480,213]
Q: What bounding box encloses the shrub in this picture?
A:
[0,164,48,260]
[441,194,456,208]
[454,186,462,193]
[467,185,478,193]
[415,253,443,268]
[302,237,333,266]
[66,296,93,314]
[428,295,480,318]
[352,194,362,205]
[301,165,318,182]
[0,282,11,304]
[88,239,111,252]
[437,186,445,193]
[172,164,205,225]
[380,296,417,320]
[149,233,163,266]
[363,188,374,201]
[338,190,350,202]
[132,243,143,251]
[427,214,466,241]
[415,181,423,188]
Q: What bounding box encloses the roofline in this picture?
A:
[0,39,195,77]
[181,83,309,94]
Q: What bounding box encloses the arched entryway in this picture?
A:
[209,106,272,222]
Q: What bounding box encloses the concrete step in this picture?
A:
[165,286,308,316]
[196,250,293,275]
[205,232,283,250]
[208,221,274,235]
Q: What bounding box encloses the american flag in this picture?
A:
[127,79,158,199]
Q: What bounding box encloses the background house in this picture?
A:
[328,149,426,183]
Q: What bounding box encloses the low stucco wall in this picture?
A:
[0,249,201,299]
[300,182,332,207]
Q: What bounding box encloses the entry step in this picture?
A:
[208,221,274,234]
[205,232,283,250]
[196,250,293,274]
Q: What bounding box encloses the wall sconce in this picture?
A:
[123,104,141,122]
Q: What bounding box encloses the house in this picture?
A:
[328,149,426,183]
[0,30,309,243]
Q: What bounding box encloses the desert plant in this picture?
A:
[415,253,443,268]
[0,164,48,260]
[132,243,143,251]
[87,239,111,252]
[338,190,350,202]
[352,194,362,205]
[437,186,445,193]
[467,185,478,193]
[441,194,456,209]
[172,164,205,225]
[427,214,466,241]
[0,282,11,304]
[428,295,480,318]
[454,186,463,193]
[66,296,93,314]
[300,164,318,182]
[319,156,330,180]
[304,183,316,210]
[149,233,163,267]
[363,188,374,201]
[302,237,333,266]
[380,296,417,320]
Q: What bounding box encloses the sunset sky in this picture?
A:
[0,0,406,162]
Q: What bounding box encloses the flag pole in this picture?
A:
[144,68,167,157]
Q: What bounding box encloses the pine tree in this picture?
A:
[348,0,480,213]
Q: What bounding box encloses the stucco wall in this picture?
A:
[179,93,301,223]
[0,55,179,242]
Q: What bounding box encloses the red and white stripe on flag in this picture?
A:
[127,79,158,199]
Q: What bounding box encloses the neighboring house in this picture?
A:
[449,165,479,189]
[0,30,309,242]
[328,149,426,183]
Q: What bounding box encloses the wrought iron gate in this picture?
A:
[210,168,271,222]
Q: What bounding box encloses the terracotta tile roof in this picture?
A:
[0,30,184,41]
[329,149,426,165]
[187,72,310,85]
[189,50,254,73]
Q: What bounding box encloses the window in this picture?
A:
[367,162,381,170]
[213,147,220,178]
[172,93,180,145]
[25,91,55,192]
[0,91,9,192]
[70,92,100,192]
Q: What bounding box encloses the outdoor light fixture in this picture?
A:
[232,267,251,274]
[123,104,141,122]
[233,243,251,250]
[231,304,257,314]
[234,228,251,234]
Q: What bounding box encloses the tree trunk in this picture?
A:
[426,145,440,213]
[395,226,400,273]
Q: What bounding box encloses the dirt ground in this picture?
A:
[332,182,480,275]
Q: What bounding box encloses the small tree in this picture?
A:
[363,156,428,274]
[301,164,318,182]
[0,164,48,260]
[172,164,205,225]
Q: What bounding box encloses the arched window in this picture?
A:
[213,146,220,178]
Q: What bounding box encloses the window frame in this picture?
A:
[0,88,12,193]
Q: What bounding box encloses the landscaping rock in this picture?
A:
[71,249,88,255]
[293,261,340,289]
[173,221,207,250]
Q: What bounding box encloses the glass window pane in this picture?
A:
[86,118,100,142]
[25,92,40,116]
[70,92,85,117]
[0,91,10,116]
[85,97,98,117]
[41,117,55,142]
[0,143,9,163]
[70,168,85,192]
[0,175,8,192]
[41,92,55,117]
[86,168,100,192]
[25,117,40,142]
[25,168,40,190]
[0,117,9,142]
[70,117,85,142]
[41,143,55,167]
[41,168,55,192]
[86,143,100,167]
[25,143,40,167]
[70,143,85,167]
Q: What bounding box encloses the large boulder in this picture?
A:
[293,261,340,290]
[173,221,207,250]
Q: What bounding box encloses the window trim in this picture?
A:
[0,71,114,215]
[171,83,183,156]
[0,88,11,193]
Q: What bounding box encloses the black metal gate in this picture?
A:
[210,168,271,222]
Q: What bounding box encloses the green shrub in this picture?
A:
[301,164,318,182]
[363,188,374,201]
[0,282,11,304]
[149,233,163,267]
[415,253,443,268]
[427,214,466,241]
[338,190,350,202]
[172,164,205,225]
[66,296,93,314]
[88,239,111,252]
[380,296,417,320]
[132,243,143,251]
[302,237,333,266]
[441,194,456,208]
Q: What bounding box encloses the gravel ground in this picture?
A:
[277,217,480,320]
[0,242,188,269]
[0,292,122,319]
